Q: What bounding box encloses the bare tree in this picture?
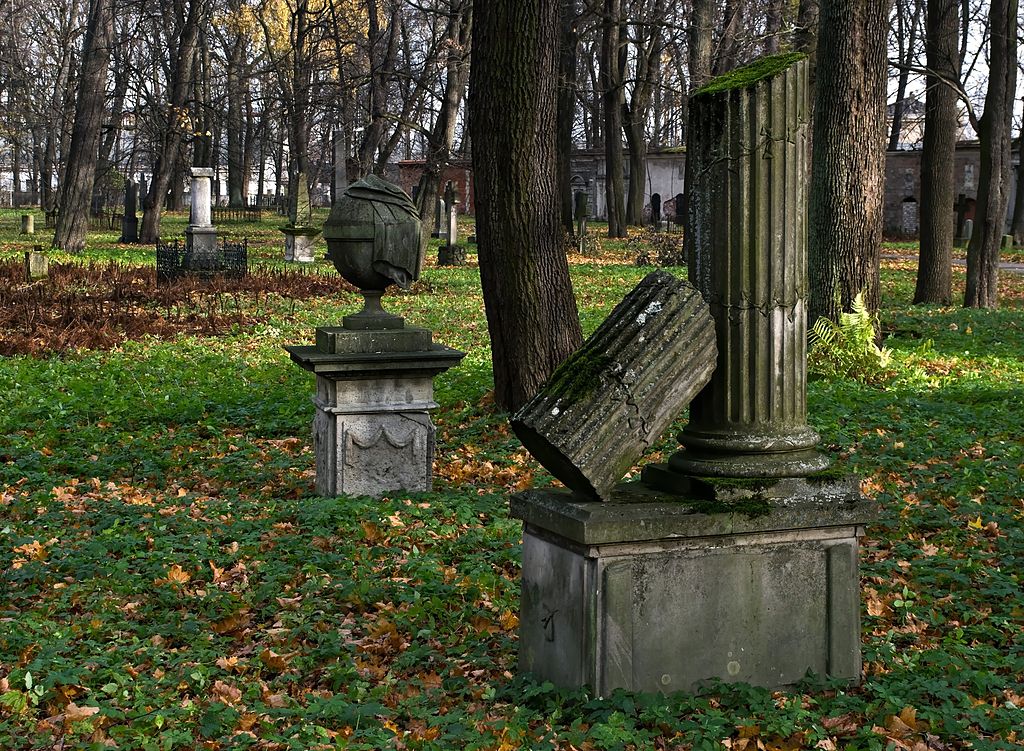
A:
[52,0,115,252]
[964,0,1018,309]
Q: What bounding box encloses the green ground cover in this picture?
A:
[1,210,1023,750]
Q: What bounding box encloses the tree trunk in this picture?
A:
[688,0,713,91]
[469,0,584,411]
[601,0,626,237]
[557,0,579,235]
[140,0,201,242]
[414,1,472,250]
[794,0,819,58]
[914,0,958,304]
[226,27,246,207]
[807,0,890,324]
[52,0,115,252]
[886,0,923,151]
[1011,115,1024,243]
[964,0,1017,309]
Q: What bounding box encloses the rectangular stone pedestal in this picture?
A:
[284,232,317,263]
[511,480,872,696]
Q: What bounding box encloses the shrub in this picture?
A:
[807,292,893,383]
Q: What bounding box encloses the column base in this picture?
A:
[511,481,872,696]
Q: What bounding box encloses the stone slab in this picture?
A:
[514,483,872,695]
[285,344,465,379]
[316,326,433,354]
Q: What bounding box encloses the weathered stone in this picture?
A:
[431,198,447,240]
[444,182,458,251]
[282,172,321,261]
[185,167,219,271]
[120,180,139,243]
[315,325,432,354]
[513,482,871,695]
[437,244,467,266]
[24,249,48,280]
[667,53,829,479]
[650,193,661,226]
[511,271,716,500]
[961,218,974,246]
[1002,233,1014,250]
[20,214,33,235]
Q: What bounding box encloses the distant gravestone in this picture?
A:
[650,193,661,227]
[1002,234,1014,250]
[431,196,447,240]
[281,172,320,263]
[674,192,685,227]
[25,246,48,280]
[20,214,33,235]
[962,218,974,245]
[185,167,218,270]
[574,191,589,253]
[445,182,458,247]
[120,180,139,243]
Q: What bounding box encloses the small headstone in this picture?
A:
[674,192,685,226]
[650,193,661,227]
[20,214,34,235]
[962,218,974,245]
[444,182,458,248]
[1002,234,1014,250]
[281,172,320,263]
[25,247,48,280]
[431,198,447,240]
[120,180,139,243]
[574,191,589,253]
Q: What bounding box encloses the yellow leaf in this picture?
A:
[259,648,291,672]
[165,564,191,585]
[968,516,983,530]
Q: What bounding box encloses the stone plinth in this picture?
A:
[185,225,219,270]
[512,480,871,695]
[25,249,48,280]
[286,339,464,497]
[282,228,319,263]
[20,214,34,234]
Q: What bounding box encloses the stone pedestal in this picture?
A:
[286,333,463,497]
[185,168,218,270]
[512,480,871,695]
[24,249,48,280]
[282,228,319,263]
[20,214,34,234]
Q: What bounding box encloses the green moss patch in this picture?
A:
[695,52,807,97]
[544,348,613,405]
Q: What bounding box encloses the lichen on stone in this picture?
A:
[694,52,806,97]
[545,348,613,406]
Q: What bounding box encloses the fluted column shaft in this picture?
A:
[671,55,829,478]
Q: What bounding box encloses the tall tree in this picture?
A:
[964,0,1018,309]
[601,0,626,237]
[557,0,578,235]
[468,0,583,411]
[52,0,115,252]
[622,0,664,226]
[807,0,890,324]
[886,0,924,151]
[914,0,959,304]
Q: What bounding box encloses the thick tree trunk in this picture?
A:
[914,0,959,304]
[601,0,626,237]
[964,0,1017,309]
[469,0,584,411]
[807,0,890,324]
[52,0,115,252]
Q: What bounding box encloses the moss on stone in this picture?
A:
[694,52,806,97]
[682,495,772,519]
[545,348,612,406]
[805,464,852,483]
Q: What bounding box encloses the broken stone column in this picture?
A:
[184,167,218,271]
[512,54,871,697]
[665,52,829,479]
[286,175,464,496]
[512,271,715,500]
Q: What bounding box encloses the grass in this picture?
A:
[1,209,1023,750]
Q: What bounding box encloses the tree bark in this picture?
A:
[687,0,713,90]
[469,0,584,411]
[623,0,664,226]
[557,0,579,235]
[914,0,959,304]
[964,0,1018,309]
[807,0,890,324]
[225,2,247,208]
[52,0,115,252]
[601,0,626,237]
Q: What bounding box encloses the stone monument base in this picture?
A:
[285,343,464,497]
[184,225,219,270]
[511,478,872,696]
[282,229,319,263]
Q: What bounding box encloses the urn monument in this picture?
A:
[285,176,464,496]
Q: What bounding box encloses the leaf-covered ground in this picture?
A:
[1,210,1023,750]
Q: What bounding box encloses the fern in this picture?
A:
[808,292,892,383]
